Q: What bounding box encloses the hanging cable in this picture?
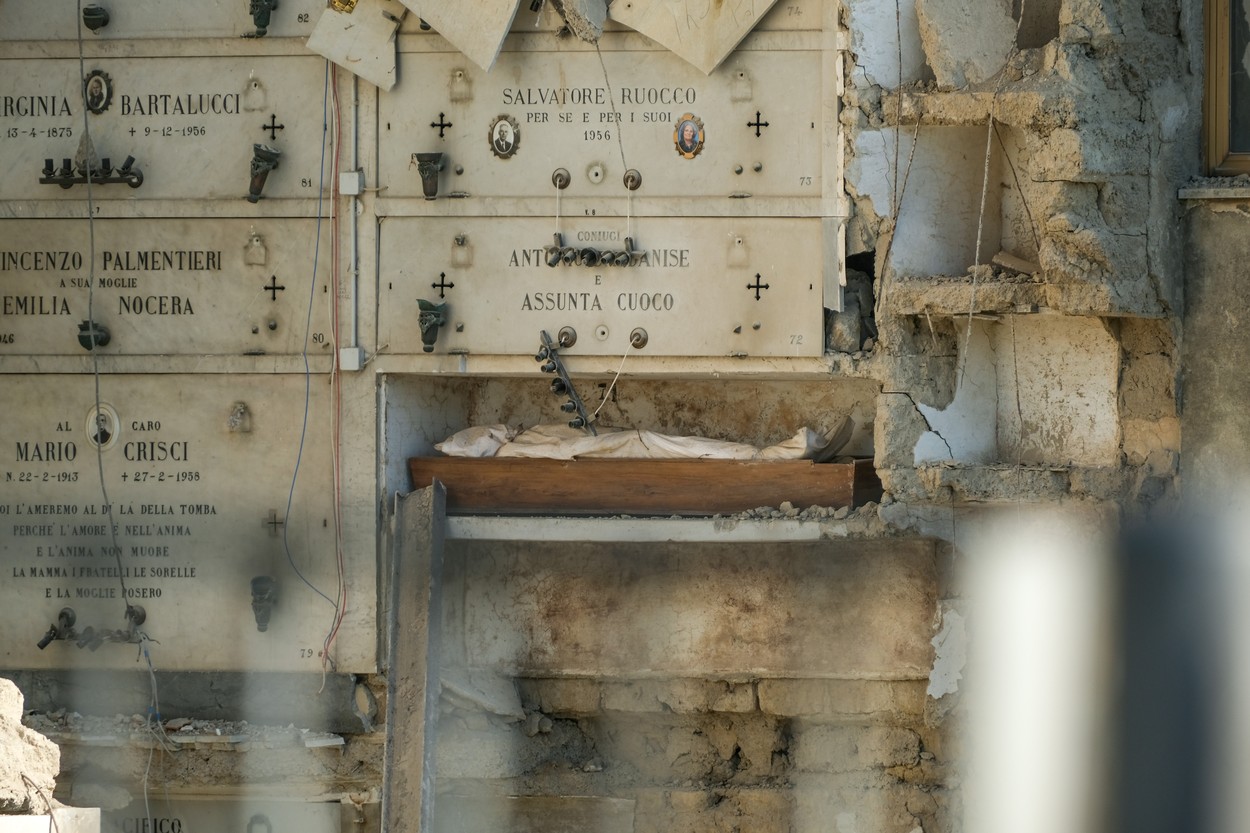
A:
[283,60,337,610]
[959,0,1027,386]
[321,64,349,686]
[75,0,134,617]
[592,344,631,421]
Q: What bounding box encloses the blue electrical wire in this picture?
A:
[283,60,336,609]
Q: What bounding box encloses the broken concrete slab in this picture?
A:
[307,0,407,91]
[550,0,606,42]
[608,0,783,74]
[991,250,1042,274]
[0,679,59,814]
[400,0,522,72]
[914,0,1016,88]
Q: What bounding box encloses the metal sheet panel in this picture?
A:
[0,56,330,203]
[0,219,332,356]
[0,0,328,41]
[378,216,823,357]
[378,44,827,203]
[0,374,373,673]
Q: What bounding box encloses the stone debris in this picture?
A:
[22,710,342,752]
[1185,174,1250,189]
[991,250,1042,275]
[550,0,606,43]
[730,501,880,525]
[522,711,554,737]
[0,678,59,814]
[300,730,347,748]
[827,296,864,353]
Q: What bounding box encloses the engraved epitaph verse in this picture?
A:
[0,375,348,671]
[6,416,215,605]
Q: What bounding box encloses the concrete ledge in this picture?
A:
[447,516,825,542]
[2,671,367,734]
[600,680,758,714]
[1179,186,1250,200]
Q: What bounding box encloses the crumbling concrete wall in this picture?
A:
[842,0,1198,316]
[416,537,950,833]
[832,0,1196,824]
[835,0,1193,518]
[432,678,950,832]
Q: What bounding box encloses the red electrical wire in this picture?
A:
[320,63,348,684]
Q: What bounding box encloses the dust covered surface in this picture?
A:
[22,710,381,799]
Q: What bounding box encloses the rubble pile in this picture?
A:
[0,679,59,814]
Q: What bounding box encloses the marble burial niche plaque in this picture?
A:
[0,374,373,673]
[0,219,331,356]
